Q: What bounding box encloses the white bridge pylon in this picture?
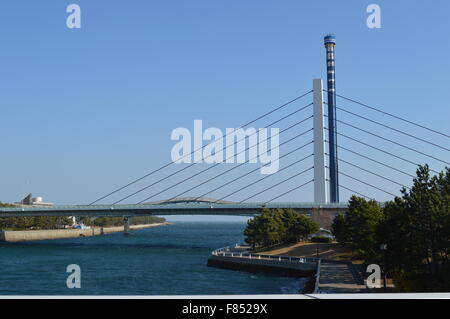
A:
[313,79,328,203]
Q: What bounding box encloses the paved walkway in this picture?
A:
[318,261,368,293]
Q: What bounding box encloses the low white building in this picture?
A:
[16,193,54,206]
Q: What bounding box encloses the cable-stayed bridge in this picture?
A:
[1,78,448,229]
[0,201,348,218]
[1,36,449,229]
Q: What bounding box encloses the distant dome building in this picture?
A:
[16,193,54,206]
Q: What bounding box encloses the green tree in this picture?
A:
[331,213,348,245]
[332,165,450,292]
[276,208,297,243]
[244,208,319,249]
[243,217,259,250]
[244,208,277,248]
[378,165,450,291]
[331,196,384,261]
[292,214,320,242]
[255,209,284,247]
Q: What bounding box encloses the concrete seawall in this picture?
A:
[207,244,318,278]
[207,255,317,277]
[0,222,170,242]
[207,245,372,294]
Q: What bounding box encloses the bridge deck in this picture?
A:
[0,202,348,217]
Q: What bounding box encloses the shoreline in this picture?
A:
[0,222,172,242]
[207,244,318,293]
[207,242,370,294]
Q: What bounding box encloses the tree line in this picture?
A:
[82,216,166,227]
[244,208,320,250]
[0,203,165,230]
[0,203,73,230]
[332,165,450,292]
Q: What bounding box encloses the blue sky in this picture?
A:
[0,0,448,204]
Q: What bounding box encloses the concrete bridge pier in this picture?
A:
[123,217,130,235]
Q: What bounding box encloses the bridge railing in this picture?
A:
[211,244,319,264]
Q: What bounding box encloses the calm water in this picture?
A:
[0,216,306,295]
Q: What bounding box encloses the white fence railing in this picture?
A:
[312,259,322,294]
[212,244,319,264]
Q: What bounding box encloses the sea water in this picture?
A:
[0,215,307,295]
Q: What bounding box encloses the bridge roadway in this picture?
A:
[0,202,348,219]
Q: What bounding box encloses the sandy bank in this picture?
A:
[0,222,171,242]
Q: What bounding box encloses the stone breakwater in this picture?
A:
[0,222,171,242]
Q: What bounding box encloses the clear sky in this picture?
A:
[0,0,449,204]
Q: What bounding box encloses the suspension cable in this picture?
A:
[119,105,312,204]
[325,115,450,165]
[219,154,313,203]
[235,166,314,203]
[333,155,410,189]
[327,141,415,178]
[334,93,450,139]
[88,90,313,205]
[335,181,374,200]
[336,106,449,152]
[160,105,314,201]
[114,112,312,205]
[170,141,314,202]
[325,128,441,174]
[264,179,314,203]
[134,122,313,204]
[335,169,398,197]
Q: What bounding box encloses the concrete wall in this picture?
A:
[0,223,169,242]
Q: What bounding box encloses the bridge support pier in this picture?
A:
[123,217,130,235]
